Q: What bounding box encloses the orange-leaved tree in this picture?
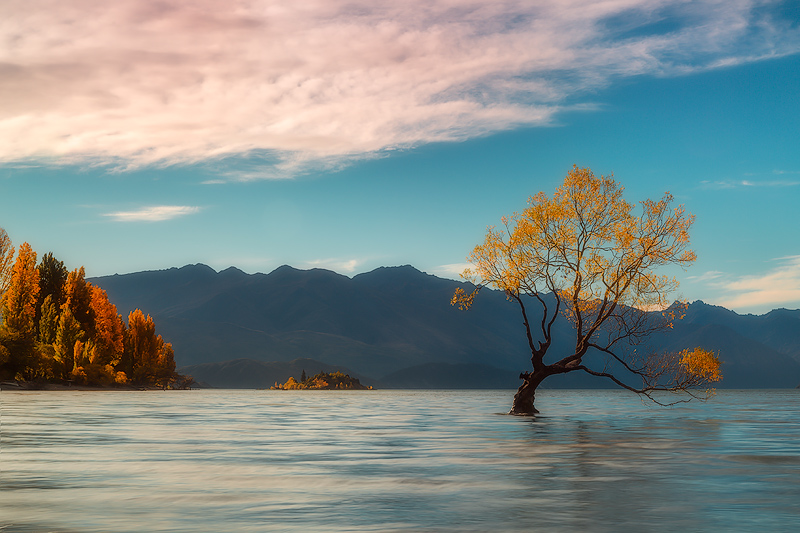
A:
[0,242,40,377]
[0,228,14,300]
[124,309,177,387]
[453,166,721,414]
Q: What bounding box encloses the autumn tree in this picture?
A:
[0,231,182,385]
[1,243,39,336]
[0,243,40,378]
[453,166,721,414]
[124,309,177,387]
[63,267,95,337]
[70,285,127,385]
[0,227,14,299]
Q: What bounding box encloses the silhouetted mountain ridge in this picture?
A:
[91,264,800,389]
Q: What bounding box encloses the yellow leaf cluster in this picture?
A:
[679,348,722,382]
[451,286,477,311]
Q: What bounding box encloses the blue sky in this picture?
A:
[1,0,799,314]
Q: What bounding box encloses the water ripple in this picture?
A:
[1,389,799,531]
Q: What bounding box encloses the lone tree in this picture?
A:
[453,166,721,414]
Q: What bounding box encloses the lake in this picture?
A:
[2,389,799,532]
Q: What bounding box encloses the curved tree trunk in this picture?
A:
[509,370,548,415]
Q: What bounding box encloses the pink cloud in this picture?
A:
[1,0,797,174]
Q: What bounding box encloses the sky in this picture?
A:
[1,0,799,314]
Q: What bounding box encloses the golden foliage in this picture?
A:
[0,230,182,386]
[89,285,125,366]
[1,242,40,339]
[459,166,695,314]
[679,348,722,383]
[126,309,177,386]
[451,286,477,311]
[0,228,14,296]
[63,267,94,335]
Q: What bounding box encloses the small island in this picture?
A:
[272,370,372,390]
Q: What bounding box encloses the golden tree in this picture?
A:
[63,267,95,336]
[89,285,125,367]
[125,309,176,387]
[0,228,16,300]
[1,242,40,339]
[453,166,720,414]
[0,242,40,378]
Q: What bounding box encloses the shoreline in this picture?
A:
[0,380,190,391]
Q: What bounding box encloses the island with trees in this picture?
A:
[0,228,188,389]
[452,165,721,414]
[272,370,372,390]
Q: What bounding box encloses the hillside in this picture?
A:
[92,264,800,389]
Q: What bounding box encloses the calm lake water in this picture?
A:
[2,389,799,532]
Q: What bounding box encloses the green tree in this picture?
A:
[54,307,82,379]
[36,252,68,323]
[453,166,720,414]
[38,294,60,344]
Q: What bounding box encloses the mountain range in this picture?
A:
[90,264,800,389]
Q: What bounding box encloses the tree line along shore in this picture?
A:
[0,228,190,389]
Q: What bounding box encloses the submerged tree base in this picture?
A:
[508,406,539,416]
[509,372,544,415]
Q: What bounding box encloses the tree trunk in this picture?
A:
[509,371,547,415]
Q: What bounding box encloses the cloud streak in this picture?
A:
[1,0,798,174]
[302,258,364,273]
[104,205,201,222]
[698,256,800,311]
[700,179,800,189]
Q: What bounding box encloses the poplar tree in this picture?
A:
[125,309,177,386]
[0,228,14,299]
[38,294,59,345]
[54,307,82,379]
[1,243,40,339]
[0,243,40,377]
[37,252,68,322]
[63,267,95,337]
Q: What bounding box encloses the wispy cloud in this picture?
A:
[702,256,800,311]
[686,270,726,283]
[699,179,800,189]
[302,258,364,273]
[104,205,200,222]
[2,0,798,174]
[431,263,472,279]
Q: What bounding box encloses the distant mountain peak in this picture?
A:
[354,264,427,282]
[180,263,218,274]
[219,266,247,277]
